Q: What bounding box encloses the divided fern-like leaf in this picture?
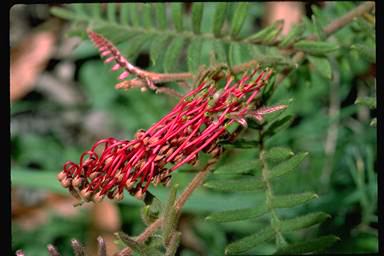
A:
[307,55,332,79]
[163,37,185,72]
[187,38,203,72]
[154,3,167,30]
[206,204,268,223]
[246,20,284,44]
[51,3,295,75]
[270,192,318,208]
[150,35,170,66]
[212,3,229,37]
[225,212,330,255]
[214,159,262,175]
[191,3,204,35]
[107,3,117,23]
[264,147,294,162]
[267,152,309,179]
[141,3,153,29]
[230,2,249,39]
[204,177,264,192]
[274,235,340,255]
[171,3,184,32]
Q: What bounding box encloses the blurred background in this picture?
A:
[10,3,377,255]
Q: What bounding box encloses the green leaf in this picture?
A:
[141,3,153,29]
[50,7,77,20]
[312,14,325,41]
[206,204,268,223]
[204,177,264,192]
[246,20,284,43]
[213,40,228,63]
[107,3,117,23]
[128,4,140,27]
[150,35,169,66]
[71,4,87,16]
[268,152,308,179]
[187,38,203,72]
[294,40,339,55]
[225,226,275,255]
[191,3,204,34]
[117,232,149,256]
[163,37,185,72]
[274,235,340,255]
[279,23,305,47]
[280,212,330,232]
[264,147,294,162]
[120,4,130,25]
[214,159,262,175]
[89,3,101,19]
[354,96,376,109]
[307,55,332,79]
[122,33,155,59]
[263,115,294,137]
[92,25,137,45]
[171,3,183,32]
[228,42,242,67]
[351,44,376,63]
[271,192,318,208]
[370,118,376,127]
[154,3,167,30]
[212,3,228,37]
[230,2,249,39]
[219,138,259,149]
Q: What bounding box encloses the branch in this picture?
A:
[116,159,217,256]
[307,1,375,40]
[276,2,375,85]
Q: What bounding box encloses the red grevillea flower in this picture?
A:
[57,70,287,203]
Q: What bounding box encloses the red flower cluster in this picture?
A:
[58,70,287,203]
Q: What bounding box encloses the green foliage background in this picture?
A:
[11,2,376,255]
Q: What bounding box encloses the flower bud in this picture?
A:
[92,191,104,203]
[113,191,124,201]
[72,176,83,188]
[57,171,67,181]
[61,177,72,188]
[125,179,135,190]
[135,188,145,200]
[80,188,92,201]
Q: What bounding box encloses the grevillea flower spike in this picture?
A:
[58,31,287,204]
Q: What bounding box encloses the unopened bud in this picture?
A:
[89,172,99,179]
[72,176,83,188]
[104,156,114,166]
[57,171,67,181]
[125,179,135,190]
[159,145,170,154]
[135,188,145,200]
[61,177,72,188]
[155,154,165,161]
[80,188,92,201]
[174,153,184,163]
[92,191,104,203]
[148,137,160,144]
[114,191,124,201]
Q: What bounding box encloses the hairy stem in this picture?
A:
[116,159,217,256]
[258,127,287,246]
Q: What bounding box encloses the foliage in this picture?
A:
[11,2,376,255]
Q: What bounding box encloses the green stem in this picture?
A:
[259,128,287,247]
